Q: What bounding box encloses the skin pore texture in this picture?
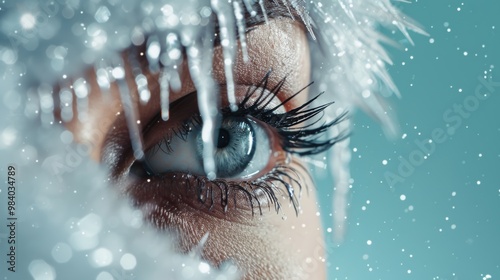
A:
[63,18,326,279]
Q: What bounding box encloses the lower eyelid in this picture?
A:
[126,157,309,221]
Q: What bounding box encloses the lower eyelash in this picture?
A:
[132,159,309,216]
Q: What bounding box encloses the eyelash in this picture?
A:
[137,71,347,216]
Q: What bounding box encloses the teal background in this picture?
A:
[320,1,500,279]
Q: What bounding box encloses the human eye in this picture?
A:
[123,71,346,218]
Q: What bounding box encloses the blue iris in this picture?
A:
[197,117,256,178]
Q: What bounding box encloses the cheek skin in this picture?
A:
[61,18,326,280]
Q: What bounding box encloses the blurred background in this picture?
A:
[319,1,500,279]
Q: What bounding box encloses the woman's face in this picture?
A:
[63,14,326,279]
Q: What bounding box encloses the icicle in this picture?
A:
[211,0,237,112]
[258,0,269,24]
[242,0,257,16]
[233,0,249,62]
[95,61,111,98]
[111,64,145,160]
[37,84,54,126]
[146,36,161,74]
[159,70,170,121]
[73,78,89,122]
[189,232,209,259]
[59,88,73,122]
[157,32,183,121]
[136,73,151,105]
[289,0,316,40]
[128,51,151,105]
[329,116,351,243]
[187,37,219,180]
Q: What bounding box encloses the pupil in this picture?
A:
[217,129,230,149]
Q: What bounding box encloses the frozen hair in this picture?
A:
[0,0,423,278]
